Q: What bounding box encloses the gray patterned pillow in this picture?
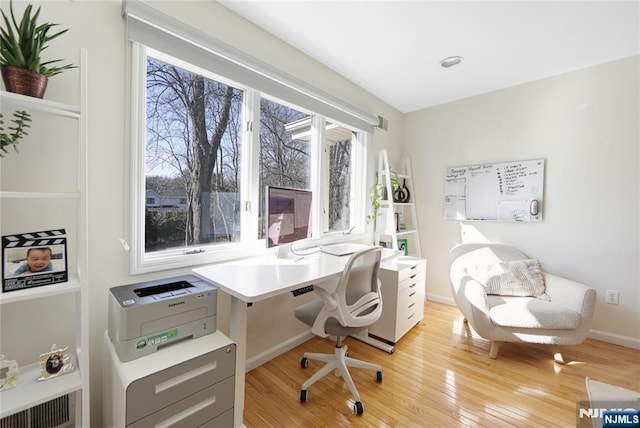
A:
[485,259,549,300]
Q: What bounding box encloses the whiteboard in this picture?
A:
[443,158,544,222]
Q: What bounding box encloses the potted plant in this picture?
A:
[0,109,31,157]
[367,171,400,224]
[0,0,75,98]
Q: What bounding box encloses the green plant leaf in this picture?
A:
[0,109,31,157]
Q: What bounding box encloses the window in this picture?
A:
[259,98,311,240]
[125,3,377,273]
[325,122,355,233]
[144,52,244,253]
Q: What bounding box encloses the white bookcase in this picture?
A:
[0,49,89,426]
[375,149,421,257]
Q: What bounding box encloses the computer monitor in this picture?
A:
[266,186,312,248]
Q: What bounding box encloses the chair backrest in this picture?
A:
[449,242,529,294]
[310,247,383,336]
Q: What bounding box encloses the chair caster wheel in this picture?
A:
[300,357,308,368]
[300,389,308,402]
[353,401,364,415]
[376,371,383,382]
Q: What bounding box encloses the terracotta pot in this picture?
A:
[1,65,48,99]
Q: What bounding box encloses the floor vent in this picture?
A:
[0,394,72,428]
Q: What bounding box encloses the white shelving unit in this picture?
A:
[0,49,89,426]
[375,149,421,257]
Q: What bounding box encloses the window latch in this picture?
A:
[184,248,205,255]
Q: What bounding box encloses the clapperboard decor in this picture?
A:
[2,229,68,292]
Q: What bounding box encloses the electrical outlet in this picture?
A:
[606,290,620,305]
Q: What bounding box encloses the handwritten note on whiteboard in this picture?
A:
[443,159,544,222]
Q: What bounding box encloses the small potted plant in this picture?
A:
[367,171,400,224]
[0,0,75,98]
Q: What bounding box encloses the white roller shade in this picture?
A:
[123,0,378,131]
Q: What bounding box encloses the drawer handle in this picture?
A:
[155,361,218,394]
[408,303,415,309]
[156,396,216,428]
[410,265,417,270]
[409,283,416,289]
[407,313,415,320]
[409,292,416,297]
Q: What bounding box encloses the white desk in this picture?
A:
[192,245,398,427]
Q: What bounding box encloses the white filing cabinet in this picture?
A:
[369,256,427,344]
[103,331,235,427]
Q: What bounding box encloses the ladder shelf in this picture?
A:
[374,150,421,257]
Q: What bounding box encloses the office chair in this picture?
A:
[294,247,384,415]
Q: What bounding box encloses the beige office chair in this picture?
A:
[294,247,384,415]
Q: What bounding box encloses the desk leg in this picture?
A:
[230,296,247,428]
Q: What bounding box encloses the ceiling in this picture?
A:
[219,1,640,114]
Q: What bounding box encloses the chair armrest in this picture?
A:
[454,276,495,335]
[309,286,337,338]
[544,273,597,318]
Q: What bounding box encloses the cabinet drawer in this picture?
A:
[128,376,234,427]
[398,282,424,317]
[397,280,424,334]
[200,408,234,428]
[398,269,426,292]
[126,343,236,423]
[397,306,422,338]
[397,260,425,282]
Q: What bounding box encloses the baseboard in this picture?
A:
[427,295,640,350]
[588,329,640,350]
[246,330,315,372]
[425,293,455,306]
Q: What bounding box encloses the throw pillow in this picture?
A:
[485,259,550,300]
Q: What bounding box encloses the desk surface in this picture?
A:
[192,245,399,302]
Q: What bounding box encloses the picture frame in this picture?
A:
[397,238,408,255]
[38,344,74,381]
[2,229,69,292]
[0,354,18,391]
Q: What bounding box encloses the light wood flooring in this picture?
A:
[244,301,639,427]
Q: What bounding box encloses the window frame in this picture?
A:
[129,44,371,275]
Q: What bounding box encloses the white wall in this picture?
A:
[4,1,637,426]
[404,56,640,347]
[0,1,402,426]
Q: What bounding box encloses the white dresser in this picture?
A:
[369,256,427,344]
[103,331,236,427]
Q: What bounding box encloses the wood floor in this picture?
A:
[244,301,639,427]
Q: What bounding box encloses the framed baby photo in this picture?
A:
[2,229,69,293]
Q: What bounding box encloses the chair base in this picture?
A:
[299,343,382,413]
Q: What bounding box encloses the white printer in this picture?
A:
[108,275,217,362]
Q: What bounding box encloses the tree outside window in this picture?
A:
[258,98,311,239]
[137,51,366,267]
[145,56,243,252]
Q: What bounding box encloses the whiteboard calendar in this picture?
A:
[443,158,545,222]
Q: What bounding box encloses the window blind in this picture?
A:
[122,0,378,131]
